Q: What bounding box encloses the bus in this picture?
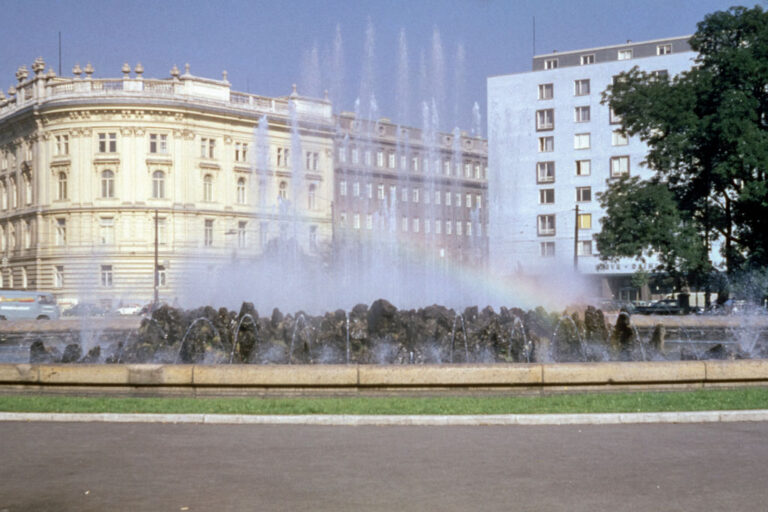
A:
[0,290,60,320]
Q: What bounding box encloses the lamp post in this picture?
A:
[573,204,579,271]
[154,209,159,306]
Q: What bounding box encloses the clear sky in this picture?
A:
[0,0,746,132]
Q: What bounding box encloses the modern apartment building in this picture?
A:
[488,36,695,300]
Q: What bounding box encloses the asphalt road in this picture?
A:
[1,421,766,511]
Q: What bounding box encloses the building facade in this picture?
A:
[488,36,695,300]
[0,58,334,308]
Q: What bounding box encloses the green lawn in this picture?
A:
[1,388,767,415]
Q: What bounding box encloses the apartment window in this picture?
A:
[612,130,628,146]
[576,159,591,176]
[435,190,441,205]
[364,183,372,199]
[54,266,64,288]
[100,265,113,287]
[538,136,554,152]
[436,219,442,235]
[574,79,590,96]
[445,191,451,206]
[576,186,592,202]
[1,226,5,252]
[149,134,168,154]
[98,132,117,153]
[278,181,287,200]
[539,188,555,204]
[578,213,592,230]
[443,160,451,176]
[156,218,167,245]
[157,265,167,287]
[580,54,595,65]
[544,58,558,69]
[574,133,591,150]
[652,69,669,80]
[204,219,213,246]
[399,154,407,170]
[57,172,67,200]
[390,185,397,201]
[203,174,213,202]
[575,106,590,123]
[610,108,622,125]
[536,109,554,131]
[236,142,249,163]
[305,151,319,171]
[424,219,431,234]
[352,181,360,197]
[455,193,461,207]
[350,148,359,165]
[308,183,316,210]
[388,153,395,169]
[377,184,385,200]
[476,194,482,209]
[238,221,247,248]
[55,218,66,246]
[411,188,419,203]
[55,135,69,156]
[537,161,555,183]
[540,241,555,257]
[445,221,452,235]
[237,177,247,204]
[463,163,471,178]
[152,170,166,199]
[657,44,672,55]
[101,170,115,198]
[354,214,361,230]
[411,155,419,172]
[537,214,556,236]
[200,138,215,159]
[578,240,593,256]
[456,222,462,236]
[376,151,384,167]
[466,222,472,237]
[338,147,347,163]
[465,193,471,208]
[366,214,373,230]
[538,83,553,100]
[23,220,31,249]
[610,156,630,177]
[364,151,372,167]
[99,217,115,245]
[401,187,408,202]
[618,49,633,60]
[339,180,347,196]
[413,218,420,233]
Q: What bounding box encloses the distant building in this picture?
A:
[488,36,695,300]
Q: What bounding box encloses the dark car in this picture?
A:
[635,298,685,315]
[63,303,107,317]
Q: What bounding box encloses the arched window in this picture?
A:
[9,224,16,250]
[57,172,67,200]
[101,170,115,198]
[152,170,165,199]
[236,177,246,205]
[1,181,6,210]
[23,220,31,249]
[203,174,213,202]
[0,225,5,252]
[10,177,17,208]
[21,267,28,289]
[308,183,316,210]
[278,181,287,200]
[23,174,32,205]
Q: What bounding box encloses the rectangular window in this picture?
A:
[574,133,591,150]
[376,151,384,167]
[401,187,408,202]
[204,219,213,246]
[366,183,373,199]
[443,160,451,176]
[540,241,555,257]
[464,163,471,177]
[55,135,70,156]
[539,189,555,204]
[201,138,215,159]
[455,193,461,207]
[351,148,359,164]
[610,156,630,177]
[339,180,347,196]
[580,54,595,65]
[157,265,167,287]
[411,156,419,172]
[446,221,452,235]
[150,134,168,154]
[100,265,113,287]
[578,240,593,256]
[574,79,590,96]
[388,153,395,169]
[618,49,633,60]
[390,185,397,200]
[238,221,247,248]
[413,218,420,233]
[435,190,441,205]
[377,184,385,200]
[436,219,442,235]
[538,136,554,152]
[536,109,554,131]
[364,151,372,167]
[578,213,592,230]
[425,219,431,234]
[476,194,482,209]
[413,188,420,203]
[366,214,373,230]
[538,83,553,100]
[575,106,590,123]
[401,216,408,232]
[537,215,555,236]
[445,191,451,206]
[98,133,117,153]
[465,193,471,208]
[657,44,672,55]
[610,108,622,125]
[612,130,628,146]
[353,182,360,197]
[456,222,462,236]
[576,159,591,176]
[544,58,558,69]
[537,161,555,183]
[99,217,114,245]
[652,69,669,80]
[55,218,66,246]
[54,265,64,288]
[576,186,592,202]
[338,147,347,163]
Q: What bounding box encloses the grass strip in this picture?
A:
[1,388,767,415]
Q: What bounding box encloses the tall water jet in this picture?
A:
[430,26,446,127]
[396,28,410,126]
[358,17,376,120]
[472,102,482,138]
[300,43,322,99]
[452,42,466,129]
[329,23,345,109]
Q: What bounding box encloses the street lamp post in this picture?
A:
[154,209,159,306]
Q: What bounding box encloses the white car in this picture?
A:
[116,304,142,315]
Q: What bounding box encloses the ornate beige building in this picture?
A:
[0,58,334,307]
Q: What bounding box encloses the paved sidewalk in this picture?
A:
[2,409,768,425]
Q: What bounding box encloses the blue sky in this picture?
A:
[0,0,744,131]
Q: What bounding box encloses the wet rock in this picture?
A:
[29,339,55,363]
[650,324,666,354]
[270,308,283,328]
[367,299,398,335]
[61,343,82,363]
[584,306,609,344]
[81,346,101,363]
[611,313,636,360]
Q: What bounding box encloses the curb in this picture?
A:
[2,410,768,426]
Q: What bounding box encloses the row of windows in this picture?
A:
[537,213,592,237]
[339,147,486,179]
[339,213,485,237]
[540,240,593,257]
[536,108,623,131]
[338,181,483,209]
[538,79,591,100]
[542,44,673,69]
[537,129,627,153]
[0,175,32,209]
[538,186,592,205]
[536,156,629,183]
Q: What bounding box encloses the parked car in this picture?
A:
[116,304,142,315]
[0,290,60,320]
[634,298,685,315]
[63,303,107,317]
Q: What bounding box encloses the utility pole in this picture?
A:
[154,209,159,305]
[573,204,579,271]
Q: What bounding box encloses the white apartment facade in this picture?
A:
[488,36,695,299]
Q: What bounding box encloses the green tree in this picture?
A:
[602,5,768,274]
